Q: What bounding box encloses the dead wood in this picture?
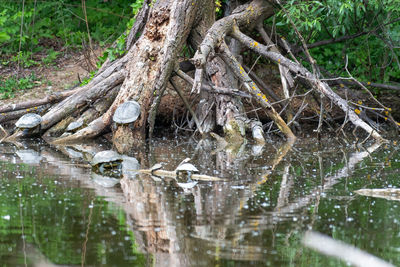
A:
[44,86,119,138]
[53,0,205,147]
[175,70,252,98]
[190,0,295,140]
[126,0,151,50]
[41,70,125,132]
[190,0,272,94]
[218,42,295,140]
[231,26,385,142]
[0,104,49,124]
[0,89,77,114]
[7,0,393,146]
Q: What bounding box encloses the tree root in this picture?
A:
[231,25,385,142]
[218,42,295,140]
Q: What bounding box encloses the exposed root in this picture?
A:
[231,25,385,142]
[218,41,295,141]
[170,78,204,135]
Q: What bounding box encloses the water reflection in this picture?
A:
[0,138,399,266]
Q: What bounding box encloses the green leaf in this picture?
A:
[0,32,10,42]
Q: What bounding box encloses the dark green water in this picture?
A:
[0,138,399,266]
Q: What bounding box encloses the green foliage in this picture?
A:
[80,70,96,86]
[0,73,40,99]
[0,0,134,65]
[42,49,60,66]
[97,0,144,67]
[274,0,400,85]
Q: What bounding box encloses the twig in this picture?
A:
[288,103,308,126]
[0,125,9,143]
[175,69,251,98]
[170,79,204,135]
[218,39,295,141]
[316,94,324,134]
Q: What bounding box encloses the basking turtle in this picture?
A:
[91,150,123,174]
[113,101,141,125]
[15,113,42,136]
[175,158,199,178]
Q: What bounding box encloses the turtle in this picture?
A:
[66,120,83,133]
[177,180,198,191]
[15,113,42,136]
[91,172,120,188]
[175,158,199,179]
[91,150,123,174]
[113,101,141,125]
[150,162,164,175]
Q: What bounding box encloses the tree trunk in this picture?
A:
[51,0,205,151]
[3,0,387,146]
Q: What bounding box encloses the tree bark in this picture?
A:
[5,0,388,146]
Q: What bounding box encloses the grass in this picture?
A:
[0,73,41,99]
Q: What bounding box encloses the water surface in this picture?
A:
[0,137,399,266]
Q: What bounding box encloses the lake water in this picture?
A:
[0,137,399,266]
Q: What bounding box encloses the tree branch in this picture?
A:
[190,0,273,93]
[231,26,385,142]
[217,41,296,141]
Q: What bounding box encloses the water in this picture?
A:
[0,137,399,266]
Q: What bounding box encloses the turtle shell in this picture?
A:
[15,113,42,129]
[151,163,164,171]
[91,150,122,166]
[91,172,120,188]
[66,121,83,132]
[175,162,199,173]
[113,101,141,124]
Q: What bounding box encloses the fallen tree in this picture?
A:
[3,0,394,150]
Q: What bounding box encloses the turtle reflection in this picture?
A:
[91,150,123,177]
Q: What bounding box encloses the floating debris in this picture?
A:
[355,188,400,201]
[303,231,394,267]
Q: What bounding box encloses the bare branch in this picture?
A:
[190,0,273,94]
[231,26,385,142]
[175,70,251,98]
[170,79,204,135]
[217,41,296,141]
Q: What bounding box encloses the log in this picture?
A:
[0,89,78,114]
[137,168,223,181]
